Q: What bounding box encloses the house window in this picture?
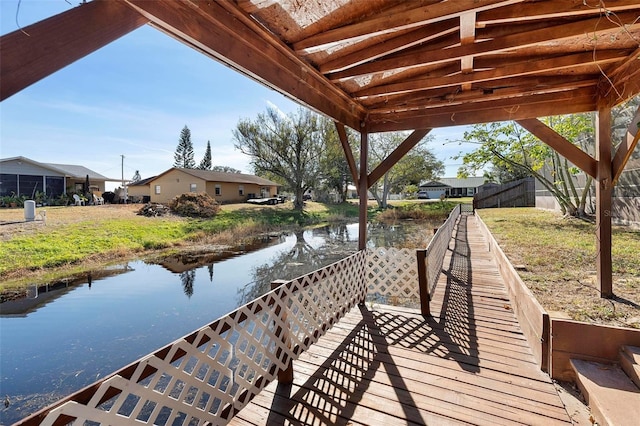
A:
[215,184,221,196]
[239,185,244,196]
[155,185,161,194]
[190,183,197,192]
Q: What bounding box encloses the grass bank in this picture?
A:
[0,200,453,295]
[479,208,640,327]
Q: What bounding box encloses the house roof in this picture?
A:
[152,168,280,187]
[129,176,157,187]
[45,162,112,181]
[1,156,113,180]
[421,177,486,189]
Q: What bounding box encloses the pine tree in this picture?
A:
[174,125,196,168]
[198,140,212,170]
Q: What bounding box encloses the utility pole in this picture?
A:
[121,155,128,203]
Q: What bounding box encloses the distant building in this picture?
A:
[138,168,281,204]
[0,156,113,198]
[418,177,486,199]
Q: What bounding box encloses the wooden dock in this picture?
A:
[229,215,573,425]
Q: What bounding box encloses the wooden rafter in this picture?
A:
[459,11,476,91]
[516,119,598,179]
[475,0,640,25]
[317,19,458,74]
[0,1,147,100]
[364,76,599,112]
[327,11,640,82]
[368,88,596,131]
[293,0,521,52]
[353,50,626,99]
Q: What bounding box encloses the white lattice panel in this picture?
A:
[28,251,368,426]
[366,247,419,300]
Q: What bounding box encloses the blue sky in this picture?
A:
[1,0,473,189]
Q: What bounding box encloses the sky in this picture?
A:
[0,0,476,190]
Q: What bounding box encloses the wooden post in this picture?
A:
[271,279,293,383]
[596,106,613,298]
[358,130,369,251]
[416,249,430,317]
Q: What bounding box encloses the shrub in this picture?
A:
[168,193,220,218]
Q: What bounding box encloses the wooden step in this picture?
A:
[570,358,640,426]
[620,345,640,390]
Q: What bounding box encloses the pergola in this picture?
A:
[2,0,639,298]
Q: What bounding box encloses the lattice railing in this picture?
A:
[19,251,367,426]
[18,204,469,425]
[366,247,419,306]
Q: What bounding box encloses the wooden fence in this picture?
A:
[474,177,535,209]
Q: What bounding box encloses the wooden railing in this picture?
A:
[18,251,368,426]
[365,203,466,315]
[416,203,464,316]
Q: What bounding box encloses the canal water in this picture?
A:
[0,221,429,424]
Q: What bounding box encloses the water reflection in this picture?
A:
[0,220,432,425]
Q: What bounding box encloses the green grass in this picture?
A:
[478,208,640,326]
[0,202,362,287]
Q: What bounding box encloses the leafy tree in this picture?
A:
[233,107,325,210]
[317,118,353,203]
[368,132,443,208]
[456,116,593,216]
[198,140,212,170]
[174,125,195,169]
[211,165,241,173]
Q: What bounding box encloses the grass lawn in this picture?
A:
[0,200,455,295]
[479,208,640,328]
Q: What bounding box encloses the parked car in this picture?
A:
[417,190,429,199]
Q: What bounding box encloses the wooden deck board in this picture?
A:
[229,215,572,425]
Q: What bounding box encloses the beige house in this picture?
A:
[143,168,280,204]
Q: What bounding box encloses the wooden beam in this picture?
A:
[0,0,147,100]
[328,11,640,81]
[367,93,596,132]
[517,119,598,179]
[612,104,640,185]
[368,129,432,186]
[368,87,596,130]
[318,19,458,74]
[596,106,613,298]
[359,131,369,251]
[353,50,625,98]
[476,0,640,25]
[599,47,640,106]
[124,0,363,131]
[335,122,359,188]
[293,0,521,52]
[364,76,598,112]
[459,11,476,91]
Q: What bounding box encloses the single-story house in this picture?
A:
[419,177,486,199]
[127,175,157,202]
[0,156,113,198]
[143,168,281,204]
